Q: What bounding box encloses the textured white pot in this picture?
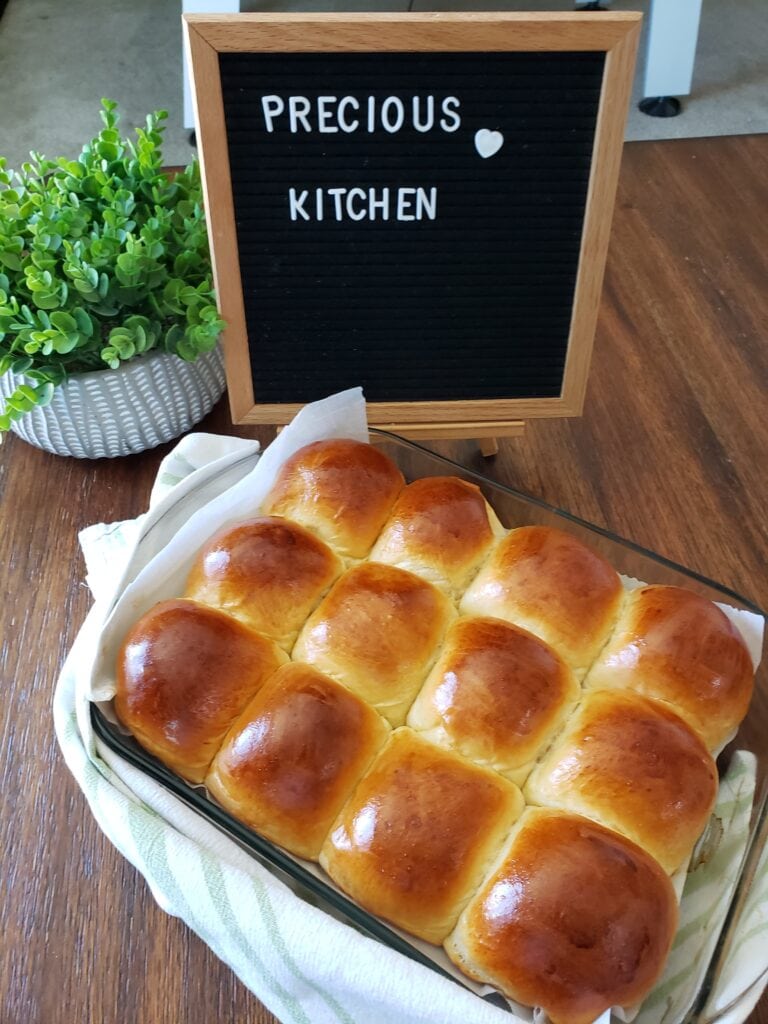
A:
[0,345,226,459]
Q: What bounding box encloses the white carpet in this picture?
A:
[0,0,766,171]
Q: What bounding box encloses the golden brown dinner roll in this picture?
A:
[368,476,505,598]
[525,689,718,873]
[293,562,455,725]
[459,525,623,676]
[185,516,342,651]
[585,584,754,750]
[407,617,579,783]
[206,663,390,860]
[320,729,524,944]
[445,808,678,1024]
[115,599,288,783]
[261,439,404,560]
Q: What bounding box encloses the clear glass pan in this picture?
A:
[92,428,768,1024]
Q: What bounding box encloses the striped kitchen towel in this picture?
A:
[53,390,768,1024]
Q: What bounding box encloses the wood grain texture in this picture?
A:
[374,420,525,440]
[186,11,641,53]
[561,15,640,414]
[184,18,255,422]
[1,133,766,1024]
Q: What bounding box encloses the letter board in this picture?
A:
[185,13,640,436]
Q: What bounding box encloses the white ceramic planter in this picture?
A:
[0,345,226,459]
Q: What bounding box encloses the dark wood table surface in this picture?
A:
[1,133,767,1024]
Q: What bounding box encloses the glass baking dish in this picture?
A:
[90,428,768,1024]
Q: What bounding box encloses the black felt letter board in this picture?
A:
[219,50,605,404]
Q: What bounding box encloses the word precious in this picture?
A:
[261,95,462,134]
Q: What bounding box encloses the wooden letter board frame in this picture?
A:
[185,12,640,440]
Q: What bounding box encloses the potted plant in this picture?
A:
[0,99,227,458]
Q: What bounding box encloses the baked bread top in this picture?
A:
[369,475,505,598]
[114,438,755,1022]
[206,661,390,861]
[460,525,624,676]
[445,807,678,1024]
[261,438,404,559]
[525,688,718,873]
[319,728,524,944]
[586,584,753,750]
[115,599,287,783]
[185,515,342,651]
[407,616,579,784]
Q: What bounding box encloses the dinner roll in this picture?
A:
[459,526,623,676]
[407,617,579,784]
[185,516,342,651]
[525,689,718,873]
[261,438,404,559]
[293,562,455,725]
[445,808,678,1024]
[368,476,505,598]
[206,663,390,861]
[115,599,288,783]
[320,729,524,944]
[585,585,754,750]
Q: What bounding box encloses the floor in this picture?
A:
[0,0,766,171]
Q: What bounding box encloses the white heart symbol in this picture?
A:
[475,129,504,159]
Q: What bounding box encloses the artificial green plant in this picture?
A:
[0,99,225,431]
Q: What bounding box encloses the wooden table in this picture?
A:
[1,134,766,1024]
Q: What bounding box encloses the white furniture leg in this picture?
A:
[183,0,241,132]
[641,0,704,111]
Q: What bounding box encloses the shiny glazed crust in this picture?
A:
[261,438,405,559]
[525,689,718,873]
[407,617,580,783]
[459,525,624,676]
[114,440,756,1021]
[114,599,288,783]
[206,663,390,860]
[185,516,342,651]
[319,729,524,944]
[585,584,754,749]
[445,808,678,1024]
[292,562,455,725]
[369,475,505,597]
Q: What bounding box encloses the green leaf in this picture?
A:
[100,346,121,370]
[16,384,38,403]
[164,323,184,350]
[176,335,198,361]
[34,382,55,406]
[73,279,98,297]
[51,332,79,354]
[97,141,120,162]
[72,307,94,337]
[0,251,22,271]
[11,356,33,373]
[49,311,77,333]
[5,392,34,413]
